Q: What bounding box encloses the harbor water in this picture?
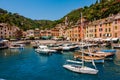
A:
[0,46,120,80]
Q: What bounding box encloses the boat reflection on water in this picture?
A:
[114,50,120,65]
[36,52,50,64]
[0,48,24,57]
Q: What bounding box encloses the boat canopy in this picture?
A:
[112,38,119,41]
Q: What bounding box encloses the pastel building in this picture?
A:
[114,14,120,38]
[85,13,120,40]
[34,28,40,38]
[26,30,34,38]
[51,28,59,37]
[0,23,20,39]
[40,30,52,37]
[66,24,84,42]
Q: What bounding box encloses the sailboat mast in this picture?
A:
[81,12,84,67]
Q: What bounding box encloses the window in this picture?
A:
[100,33,102,37]
[115,20,117,24]
[99,28,102,32]
[115,33,117,37]
[109,23,111,26]
[95,29,97,32]
[105,28,107,32]
[95,25,96,28]
[115,26,117,30]
[109,28,111,32]
[95,34,96,37]
[105,23,107,26]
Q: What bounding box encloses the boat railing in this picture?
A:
[67,59,83,64]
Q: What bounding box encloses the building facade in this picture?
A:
[40,30,52,37]
[26,30,34,38]
[34,28,40,38]
[0,23,20,39]
[51,28,59,37]
[85,13,120,40]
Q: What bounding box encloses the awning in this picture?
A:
[93,38,102,41]
[103,38,112,41]
[112,38,119,41]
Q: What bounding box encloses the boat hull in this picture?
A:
[114,46,120,49]
[63,64,98,74]
[101,49,116,53]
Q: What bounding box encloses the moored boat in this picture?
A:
[35,45,56,54]
[9,43,24,49]
[113,45,120,49]
[63,64,98,74]
[74,52,105,63]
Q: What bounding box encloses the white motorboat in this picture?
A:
[35,45,56,54]
[62,44,71,51]
[62,44,75,51]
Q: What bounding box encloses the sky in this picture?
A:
[0,0,96,20]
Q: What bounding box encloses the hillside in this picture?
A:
[0,0,120,30]
[0,8,55,30]
[58,0,120,25]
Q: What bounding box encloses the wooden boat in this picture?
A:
[77,50,114,58]
[100,49,116,53]
[74,52,104,63]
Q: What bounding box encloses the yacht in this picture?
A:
[62,44,75,51]
[35,45,56,54]
[63,64,98,74]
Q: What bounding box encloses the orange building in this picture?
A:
[51,28,59,37]
[66,25,83,42]
[85,13,120,40]
[40,30,52,37]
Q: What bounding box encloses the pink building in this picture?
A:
[0,23,20,39]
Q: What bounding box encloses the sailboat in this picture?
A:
[63,13,98,74]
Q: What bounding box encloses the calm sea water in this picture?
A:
[0,46,120,80]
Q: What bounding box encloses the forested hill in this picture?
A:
[0,0,120,30]
[0,8,55,30]
[58,0,120,25]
